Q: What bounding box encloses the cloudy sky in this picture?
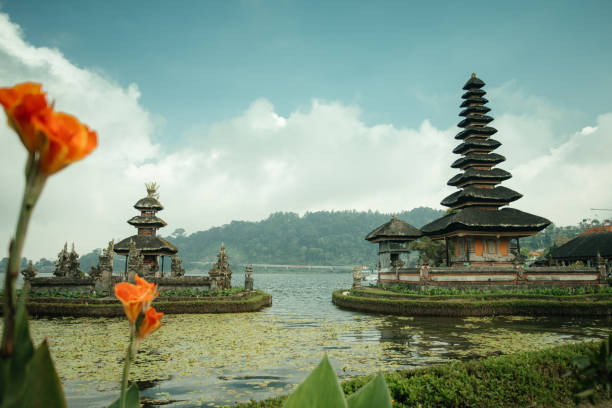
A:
[0,1,611,260]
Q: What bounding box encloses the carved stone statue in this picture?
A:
[90,241,114,280]
[21,261,38,280]
[244,264,254,291]
[208,243,232,290]
[53,242,70,277]
[170,254,186,277]
[127,239,146,282]
[352,265,364,288]
[67,243,83,278]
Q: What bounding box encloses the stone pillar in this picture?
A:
[244,264,254,291]
[94,240,115,294]
[171,254,186,277]
[352,265,363,288]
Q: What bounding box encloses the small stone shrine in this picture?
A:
[114,183,179,276]
[208,243,232,290]
[127,239,147,281]
[53,243,83,278]
[21,261,38,280]
[365,216,423,275]
[171,254,186,277]
[89,240,114,280]
[244,264,253,291]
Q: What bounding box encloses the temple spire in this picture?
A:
[441,74,521,210]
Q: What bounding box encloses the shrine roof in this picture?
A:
[441,186,522,207]
[458,115,494,128]
[460,97,489,108]
[447,168,512,186]
[451,152,505,169]
[114,235,178,255]
[452,138,501,155]
[459,105,491,117]
[421,207,551,235]
[463,74,485,90]
[128,215,167,228]
[365,216,423,242]
[455,126,497,140]
[551,231,612,259]
[134,197,164,211]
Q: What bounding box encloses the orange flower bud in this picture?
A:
[0,82,97,175]
[114,274,158,323]
[137,307,163,339]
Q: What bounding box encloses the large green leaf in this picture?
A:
[108,384,140,408]
[18,341,67,408]
[1,292,35,406]
[283,355,347,408]
[346,373,392,408]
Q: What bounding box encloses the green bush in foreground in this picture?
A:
[237,340,611,408]
[565,334,612,401]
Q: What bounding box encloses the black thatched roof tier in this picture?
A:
[453,138,501,155]
[451,152,505,169]
[447,168,512,187]
[114,235,178,255]
[365,216,423,242]
[134,196,164,211]
[127,215,167,228]
[460,97,488,108]
[463,75,485,90]
[458,115,494,128]
[455,126,497,140]
[461,89,486,99]
[421,207,551,236]
[551,231,612,259]
[441,186,522,207]
[459,106,490,117]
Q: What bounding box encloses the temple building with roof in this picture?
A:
[421,74,551,266]
[365,216,423,273]
[551,223,612,268]
[114,183,178,274]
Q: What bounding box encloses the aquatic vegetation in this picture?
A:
[28,311,610,406]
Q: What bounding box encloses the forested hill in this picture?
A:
[163,208,444,269]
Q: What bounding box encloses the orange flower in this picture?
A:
[0,82,97,175]
[114,274,158,323]
[137,307,163,339]
[0,82,49,153]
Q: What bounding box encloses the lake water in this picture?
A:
[23,271,612,407]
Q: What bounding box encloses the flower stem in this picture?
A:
[119,332,135,408]
[1,161,46,356]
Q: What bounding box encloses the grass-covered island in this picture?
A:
[332,286,612,317]
[233,339,611,407]
[9,287,272,317]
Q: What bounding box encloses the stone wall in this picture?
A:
[378,265,607,289]
[27,275,216,295]
[28,277,95,295]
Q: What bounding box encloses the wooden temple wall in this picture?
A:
[378,266,606,288]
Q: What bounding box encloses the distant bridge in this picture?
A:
[191,261,364,271]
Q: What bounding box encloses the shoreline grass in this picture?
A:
[234,339,611,407]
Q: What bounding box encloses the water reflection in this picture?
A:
[26,271,611,407]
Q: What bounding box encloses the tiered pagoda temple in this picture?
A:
[421,74,550,266]
[114,183,178,273]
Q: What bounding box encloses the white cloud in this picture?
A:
[0,12,610,261]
